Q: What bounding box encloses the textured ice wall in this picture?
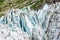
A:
[0,2,60,40]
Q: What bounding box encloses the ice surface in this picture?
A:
[0,3,60,40]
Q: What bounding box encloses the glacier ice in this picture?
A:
[0,3,60,40]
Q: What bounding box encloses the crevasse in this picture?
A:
[0,3,60,40]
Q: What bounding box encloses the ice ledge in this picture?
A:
[0,2,60,40]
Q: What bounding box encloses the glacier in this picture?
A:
[0,2,60,40]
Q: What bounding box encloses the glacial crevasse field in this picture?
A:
[0,2,60,40]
